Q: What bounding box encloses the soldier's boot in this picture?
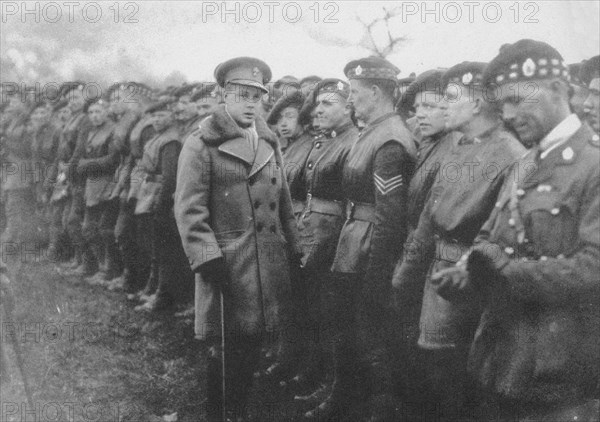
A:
[304,342,363,421]
[72,244,98,277]
[364,352,399,422]
[141,257,159,297]
[65,248,82,269]
[103,237,122,282]
[119,240,142,294]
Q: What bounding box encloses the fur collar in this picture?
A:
[200,105,277,147]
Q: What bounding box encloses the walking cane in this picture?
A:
[220,290,227,422]
[1,287,35,408]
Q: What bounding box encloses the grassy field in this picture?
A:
[0,260,308,422]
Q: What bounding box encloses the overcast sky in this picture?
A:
[1,1,599,87]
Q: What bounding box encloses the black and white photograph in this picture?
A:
[1,1,599,421]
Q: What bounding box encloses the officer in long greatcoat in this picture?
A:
[306,57,416,422]
[433,39,600,422]
[175,57,300,421]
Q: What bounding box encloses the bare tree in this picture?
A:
[357,7,408,58]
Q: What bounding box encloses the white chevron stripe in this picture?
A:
[375,184,403,195]
[374,174,404,195]
[374,173,403,187]
[376,180,404,191]
[374,177,404,195]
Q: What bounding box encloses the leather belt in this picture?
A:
[303,193,344,217]
[144,174,163,183]
[345,200,377,224]
[434,236,470,264]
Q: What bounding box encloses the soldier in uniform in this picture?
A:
[59,83,93,275]
[175,57,300,421]
[134,100,191,312]
[432,39,600,421]
[77,98,119,280]
[395,62,525,420]
[108,82,155,293]
[392,69,463,402]
[581,55,599,134]
[299,75,322,97]
[306,57,416,422]
[280,79,358,398]
[267,90,305,153]
[191,83,223,127]
[46,99,74,261]
[29,100,58,247]
[173,84,202,139]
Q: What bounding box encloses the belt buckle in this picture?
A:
[301,193,312,220]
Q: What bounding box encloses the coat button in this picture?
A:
[256,222,264,232]
[254,200,261,209]
[270,224,276,233]
[307,162,314,170]
[540,256,548,261]
[516,189,525,196]
[315,142,322,149]
[504,247,514,255]
[495,201,501,208]
[550,208,560,215]
[269,202,276,210]
[508,218,515,226]
[271,177,277,185]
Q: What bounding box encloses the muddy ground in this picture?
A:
[0,261,316,422]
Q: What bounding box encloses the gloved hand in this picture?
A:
[468,242,511,274]
[199,257,228,285]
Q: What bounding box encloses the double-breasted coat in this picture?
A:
[175,107,300,340]
[467,122,600,404]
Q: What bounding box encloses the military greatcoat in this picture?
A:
[175,106,299,340]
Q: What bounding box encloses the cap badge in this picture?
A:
[355,65,363,76]
[252,67,260,76]
[462,72,474,85]
[522,58,536,77]
[562,147,574,161]
[337,81,344,90]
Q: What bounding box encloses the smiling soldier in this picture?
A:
[431,39,600,422]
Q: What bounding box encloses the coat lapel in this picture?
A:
[249,138,274,178]
[218,137,255,166]
[520,125,591,189]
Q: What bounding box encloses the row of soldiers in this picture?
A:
[2,38,600,422]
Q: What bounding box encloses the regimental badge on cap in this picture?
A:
[522,58,536,77]
[355,65,363,76]
[337,81,344,91]
[252,67,260,76]
[562,146,574,160]
[462,72,474,85]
